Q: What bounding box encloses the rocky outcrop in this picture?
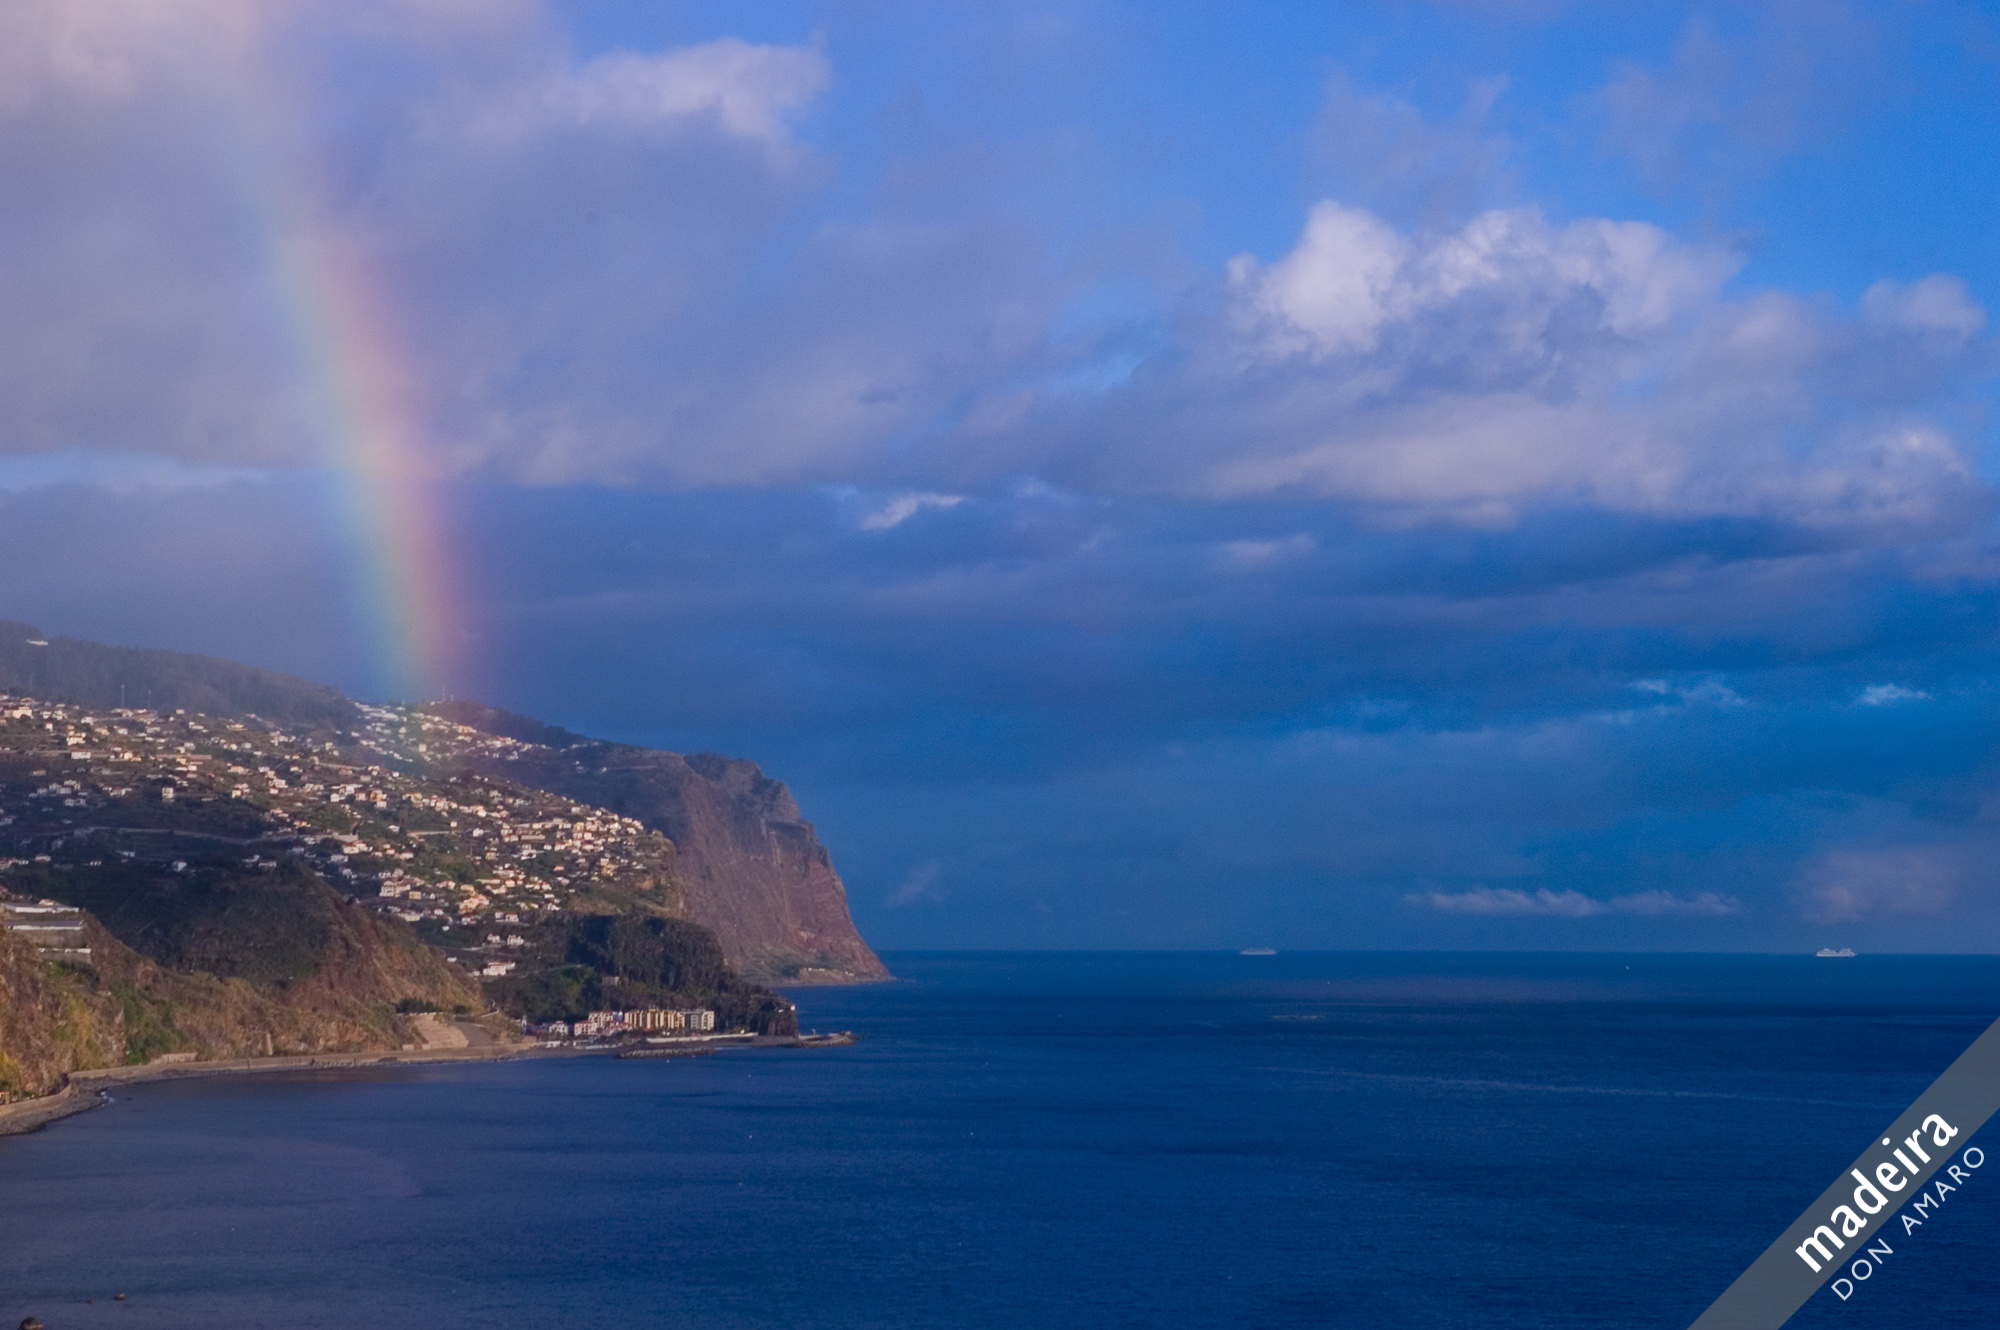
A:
[0,925,124,1099]
[419,702,888,984]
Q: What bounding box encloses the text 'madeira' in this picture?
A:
[1688,1013,2000,1328]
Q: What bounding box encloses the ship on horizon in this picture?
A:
[1815,948,1857,958]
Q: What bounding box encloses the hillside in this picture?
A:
[0,686,812,1097]
[0,622,356,728]
[0,891,482,1101]
[0,622,885,983]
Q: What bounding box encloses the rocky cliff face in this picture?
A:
[419,702,888,983]
[0,925,124,1099]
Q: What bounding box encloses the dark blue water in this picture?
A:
[3,952,1999,1329]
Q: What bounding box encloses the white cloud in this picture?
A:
[860,491,968,532]
[1229,203,1409,355]
[1610,890,1739,918]
[0,0,254,112]
[1861,275,1987,338]
[1059,197,1986,531]
[0,1,535,114]
[0,2,1050,488]
[1626,677,1746,708]
[1229,204,1732,362]
[1217,534,1316,566]
[485,38,829,152]
[1416,887,1606,916]
[1411,886,1739,917]
[0,3,1984,539]
[1858,683,1929,707]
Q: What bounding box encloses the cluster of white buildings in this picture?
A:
[534,1007,718,1039]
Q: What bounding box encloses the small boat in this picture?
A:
[1816,948,1857,958]
[1240,947,1277,956]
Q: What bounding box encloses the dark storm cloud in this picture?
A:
[453,483,1999,754]
[6,463,2000,947]
[425,481,2000,948]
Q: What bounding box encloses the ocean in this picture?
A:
[3,952,1998,1329]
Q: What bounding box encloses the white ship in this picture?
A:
[1815,948,1857,958]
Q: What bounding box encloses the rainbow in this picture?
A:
[221,66,468,704]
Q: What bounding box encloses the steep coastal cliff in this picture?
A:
[417,701,887,983]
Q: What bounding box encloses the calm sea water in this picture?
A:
[3,952,1999,1329]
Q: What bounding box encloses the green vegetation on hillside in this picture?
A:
[483,913,796,1034]
[20,859,338,985]
[567,914,729,991]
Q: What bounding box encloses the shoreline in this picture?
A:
[0,1043,531,1137]
[0,1031,856,1137]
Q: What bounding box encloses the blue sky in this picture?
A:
[2,0,1999,950]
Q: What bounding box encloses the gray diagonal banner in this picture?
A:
[1688,1012,2000,1329]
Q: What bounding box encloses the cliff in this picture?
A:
[418,701,888,983]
